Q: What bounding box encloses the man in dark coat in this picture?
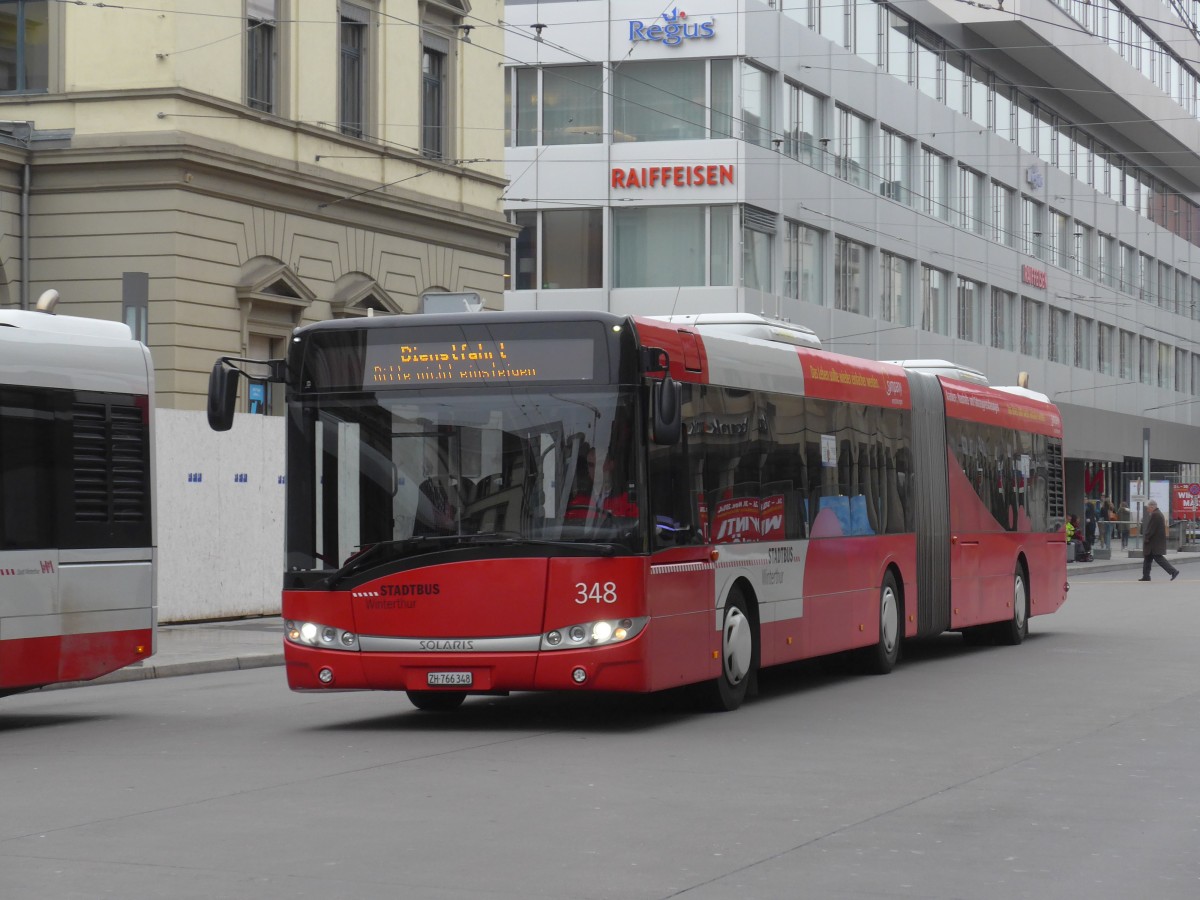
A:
[1139,499,1179,582]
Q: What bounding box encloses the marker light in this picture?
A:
[546,631,562,645]
[569,625,587,643]
[572,667,588,683]
[318,668,334,684]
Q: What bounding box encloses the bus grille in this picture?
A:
[73,402,149,524]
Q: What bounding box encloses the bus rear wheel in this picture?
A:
[406,690,467,712]
[705,586,758,711]
[994,566,1029,646]
[859,572,901,674]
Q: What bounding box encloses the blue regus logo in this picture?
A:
[629,8,715,46]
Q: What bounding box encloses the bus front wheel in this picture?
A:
[706,586,758,712]
[406,690,467,712]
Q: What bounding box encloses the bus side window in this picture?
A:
[648,388,701,547]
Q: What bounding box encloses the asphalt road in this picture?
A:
[2,567,1198,900]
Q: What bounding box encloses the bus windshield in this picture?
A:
[290,386,644,572]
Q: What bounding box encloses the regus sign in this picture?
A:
[629,8,715,46]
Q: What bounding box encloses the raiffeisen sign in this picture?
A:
[629,8,715,46]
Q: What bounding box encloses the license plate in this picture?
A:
[427,672,472,686]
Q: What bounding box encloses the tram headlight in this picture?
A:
[540,617,649,650]
[285,620,360,651]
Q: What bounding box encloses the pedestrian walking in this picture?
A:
[1139,499,1179,582]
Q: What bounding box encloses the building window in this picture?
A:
[920,264,949,335]
[0,0,48,94]
[1138,252,1153,303]
[1048,307,1070,364]
[1192,353,1200,395]
[1049,209,1070,269]
[508,209,603,291]
[1020,297,1042,357]
[1157,342,1172,388]
[784,81,823,167]
[741,62,772,149]
[833,105,871,189]
[338,4,370,138]
[1119,329,1135,379]
[852,0,880,65]
[422,36,448,158]
[883,9,911,82]
[1073,315,1092,369]
[1119,243,1135,294]
[614,206,733,288]
[1097,322,1114,375]
[834,237,868,314]
[510,66,604,147]
[1021,196,1044,258]
[784,221,823,302]
[613,59,708,141]
[1176,348,1188,392]
[921,147,950,219]
[246,0,278,113]
[1139,336,1155,385]
[914,31,942,101]
[958,166,984,233]
[742,206,774,292]
[1158,262,1174,310]
[1074,222,1092,277]
[956,276,982,343]
[880,251,912,325]
[878,127,912,204]
[1098,233,1115,287]
[990,287,1015,351]
[990,181,1014,246]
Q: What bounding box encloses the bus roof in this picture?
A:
[0,309,134,341]
[0,311,151,395]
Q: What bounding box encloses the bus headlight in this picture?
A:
[540,617,648,650]
[286,620,360,651]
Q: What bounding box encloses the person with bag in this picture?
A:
[1139,499,1179,582]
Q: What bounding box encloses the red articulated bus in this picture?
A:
[208,310,1066,711]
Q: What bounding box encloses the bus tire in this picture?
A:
[994,564,1029,646]
[406,690,467,712]
[859,571,901,674]
[706,585,758,711]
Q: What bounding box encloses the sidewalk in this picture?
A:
[56,616,285,690]
[50,546,1199,691]
[1066,545,1200,577]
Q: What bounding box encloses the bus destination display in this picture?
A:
[365,337,596,386]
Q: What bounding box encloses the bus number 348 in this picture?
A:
[576,582,618,604]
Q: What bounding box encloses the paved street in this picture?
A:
[2,566,1199,900]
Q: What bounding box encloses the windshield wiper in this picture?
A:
[324,533,617,587]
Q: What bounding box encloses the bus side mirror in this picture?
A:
[652,376,682,445]
[207,359,242,432]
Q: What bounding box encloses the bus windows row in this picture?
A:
[947,417,1063,533]
[648,385,915,547]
